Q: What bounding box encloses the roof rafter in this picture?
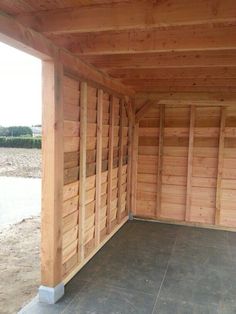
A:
[47,23,236,55]
[80,50,236,69]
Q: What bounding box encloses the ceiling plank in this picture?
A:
[107,67,236,79]
[80,50,236,69]
[48,23,236,55]
[16,0,236,34]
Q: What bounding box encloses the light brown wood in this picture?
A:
[135,101,155,123]
[78,81,87,261]
[41,60,64,287]
[63,216,128,284]
[59,24,236,55]
[215,107,226,225]
[0,1,130,15]
[185,106,195,222]
[17,1,236,34]
[3,0,236,290]
[107,67,236,80]
[95,89,103,245]
[136,92,236,106]
[117,101,124,223]
[126,101,134,216]
[156,104,164,217]
[107,96,115,233]
[131,122,139,215]
[81,50,236,69]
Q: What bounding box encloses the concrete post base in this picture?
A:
[129,212,134,220]
[38,283,64,304]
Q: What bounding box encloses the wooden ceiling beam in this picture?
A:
[0,11,134,97]
[125,78,236,92]
[107,67,236,80]
[48,23,236,55]
[133,86,236,93]
[121,78,236,88]
[80,51,236,69]
[136,92,236,105]
[16,0,236,34]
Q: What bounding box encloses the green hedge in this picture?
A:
[0,137,41,149]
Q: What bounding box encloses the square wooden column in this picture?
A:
[40,60,64,303]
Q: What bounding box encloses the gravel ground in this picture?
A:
[0,147,41,178]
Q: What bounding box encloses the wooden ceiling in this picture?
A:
[1,0,236,93]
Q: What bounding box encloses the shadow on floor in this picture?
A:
[19,220,236,314]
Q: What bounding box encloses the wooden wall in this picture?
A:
[62,72,130,283]
[133,104,236,229]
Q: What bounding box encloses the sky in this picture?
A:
[0,42,42,127]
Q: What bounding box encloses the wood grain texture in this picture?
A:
[135,104,236,230]
[107,96,115,233]
[156,104,164,217]
[78,82,87,261]
[41,60,64,287]
[215,107,226,225]
[185,105,195,221]
[95,89,103,245]
[17,1,236,34]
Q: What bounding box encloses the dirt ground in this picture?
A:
[0,148,41,178]
[0,148,41,313]
[0,217,40,314]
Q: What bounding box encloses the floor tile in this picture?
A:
[153,298,219,314]
[176,226,229,250]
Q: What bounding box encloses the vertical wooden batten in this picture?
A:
[185,105,195,222]
[215,107,226,225]
[107,96,115,233]
[131,122,139,216]
[95,89,103,245]
[126,101,133,216]
[78,81,87,261]
[156,104,165,217]
[117,100,124,223]
[41,60,64,288]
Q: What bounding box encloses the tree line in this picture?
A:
[0,126,33,137]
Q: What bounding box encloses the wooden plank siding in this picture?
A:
[134,103,236,229]
[62,72,131,283]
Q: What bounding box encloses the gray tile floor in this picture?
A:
[20,220,236,314]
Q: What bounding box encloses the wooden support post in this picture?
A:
[95,89,103,245]
[156,104,165,217]
[79,81,87,261]
[117,100,124,223]
[131,122,139,216]
[41,60,64,288]
[185,105,195,222]
[107,96,115,233]
[215,107,226,225]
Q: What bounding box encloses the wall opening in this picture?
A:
[0,42,42,313]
